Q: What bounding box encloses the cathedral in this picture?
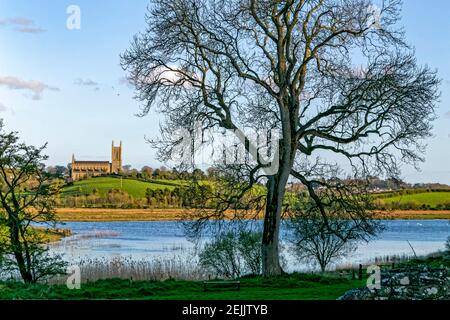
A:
[71,141,122,180]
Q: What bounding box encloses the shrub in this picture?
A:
[199,231,262,278]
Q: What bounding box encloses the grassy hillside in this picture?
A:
[376,190,450,209]
[62,176,177,198]
[60,177,450,211]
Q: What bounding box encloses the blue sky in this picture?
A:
[0,0,449,184]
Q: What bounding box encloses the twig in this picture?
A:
[406,240,418,259]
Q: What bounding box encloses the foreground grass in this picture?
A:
[0,273,365,300]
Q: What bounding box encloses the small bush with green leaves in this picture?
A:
[199,230,262,278]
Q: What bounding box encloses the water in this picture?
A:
[51,220,450,269]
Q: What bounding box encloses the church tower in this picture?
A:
[111,141,122,174]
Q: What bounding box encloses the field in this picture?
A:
[55,208,194,221]
[376,210,450,220]
[58,177,450,218]
[54,208,450,222]
[380,191,450,209]
[54,208,267,221]
[62,176,178,198]
[0,274,365,300]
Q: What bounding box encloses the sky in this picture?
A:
[0,0,449,184]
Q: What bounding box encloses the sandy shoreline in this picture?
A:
[54,208,450,222]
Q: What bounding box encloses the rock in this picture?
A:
[338,267,450,300]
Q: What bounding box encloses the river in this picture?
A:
[49,220,450,271]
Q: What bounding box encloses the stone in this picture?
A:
[338,267,450,300]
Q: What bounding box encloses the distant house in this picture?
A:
[71,141,122,180]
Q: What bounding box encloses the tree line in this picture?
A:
[46,163,219,182]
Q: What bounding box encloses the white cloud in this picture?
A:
[445,111,450,119]
[74,78,99,87]
[0,76,60,100]
[0,102,7,112]
[9,17,33,26]
[0,16,46,33]
[16,27,46,34]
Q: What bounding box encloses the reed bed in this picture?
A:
[46,253,209,284]
[77,231,122,240]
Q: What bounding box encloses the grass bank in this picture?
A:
[0,226,71,243]
[0,273,365,300]
[1,253,447,300]
[54,208,450,222]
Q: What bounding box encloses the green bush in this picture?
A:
[199,231,262,278]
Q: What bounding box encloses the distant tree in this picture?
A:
[47,166,68,178]
[46,165,68,178]
[179,170,190,180]
[152,168,161,179]
[192,168,205,180]
[122,165,132,173]
[0,120,67,283]
[156,166,170,179]
[172,167,180,179]
[141,166,154,179]
[206,167,219,180]
[145,188,154,205]
[130,169,139,179]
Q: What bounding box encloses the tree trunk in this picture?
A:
[262,173,289,276]
[9,219,33,284]
[320,263,326,274]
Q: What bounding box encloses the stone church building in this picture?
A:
[71,141,122,180]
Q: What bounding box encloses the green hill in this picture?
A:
[62,176,178,198]
[375,190,450,209]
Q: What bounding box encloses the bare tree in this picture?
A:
[289,217,357,273]
[288,188,382,272]
[0,120,66,283]
[121,0,440,276]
